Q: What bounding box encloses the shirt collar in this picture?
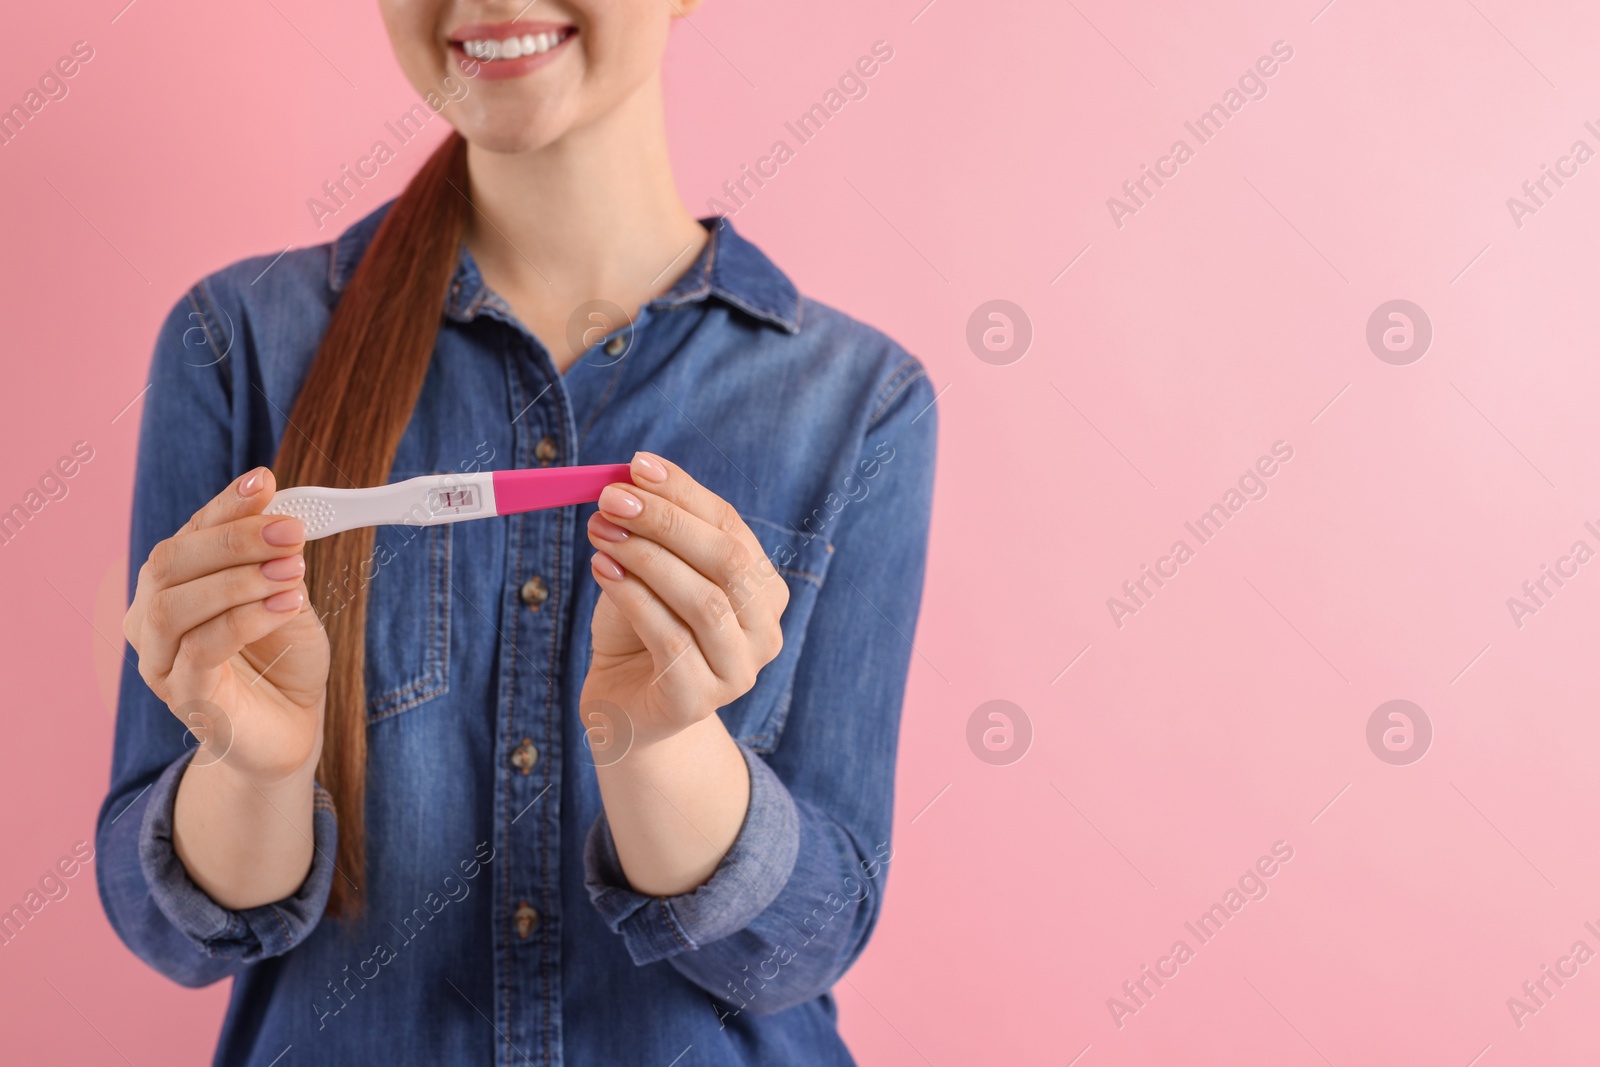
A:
[328,205,801,334]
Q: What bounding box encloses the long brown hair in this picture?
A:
[272,131,469,916]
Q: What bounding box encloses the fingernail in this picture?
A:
[599,485,643,519]
[588,514,630,543]
[260,555,305,581]
[591,551,625,581]
[632,451,668,483]
[264,589,303,612]
[238,468,264,496]
[262,519,305,546]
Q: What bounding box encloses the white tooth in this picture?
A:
[542,33,557,51]
[501,36,522,59]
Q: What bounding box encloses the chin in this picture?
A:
[451,95,579,155]
[460,120,567,156]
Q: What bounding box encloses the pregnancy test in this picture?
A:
[262,464,633,541]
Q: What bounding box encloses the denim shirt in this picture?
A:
[95,202,937,1067]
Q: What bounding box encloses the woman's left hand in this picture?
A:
[581,451,789,754]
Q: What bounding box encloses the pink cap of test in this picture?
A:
[490,464,634,516]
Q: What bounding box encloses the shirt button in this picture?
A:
[514,902,540,939]
[604,335,626,356]
[534,435,559,466]
[511,738,539,774]
[519,576,549,609]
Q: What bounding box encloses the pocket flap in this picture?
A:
[717,518,836,752]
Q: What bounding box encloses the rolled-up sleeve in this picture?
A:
[583,355,938,1017]
[96,287,336,986]
[584,740,800,962]
[135,751,338,961]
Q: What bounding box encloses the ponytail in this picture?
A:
[272,131,469,916]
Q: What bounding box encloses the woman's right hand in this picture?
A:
[124,467,331,787]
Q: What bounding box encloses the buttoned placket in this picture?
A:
[473,294,581,1067]
[453,249,682,1067]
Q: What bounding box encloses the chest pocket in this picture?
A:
[363,469,453,722]
[715,517,836,754]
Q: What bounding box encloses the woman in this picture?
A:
[96,1,936,1065]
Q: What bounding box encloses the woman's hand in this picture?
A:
[123,467,330,786]
[581,451,788,753]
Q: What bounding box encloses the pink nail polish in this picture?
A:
[264,589,303,612]
[588,514,630,543]
[592,551,625,580]
[262,519,304,546]
[633,452,668,483]
[260,555,304,581]
[238,469,263,496]
[599,485,644,519]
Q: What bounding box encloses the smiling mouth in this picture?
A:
[455,27,576,62]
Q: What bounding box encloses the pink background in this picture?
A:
[4,0,1599,1063]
